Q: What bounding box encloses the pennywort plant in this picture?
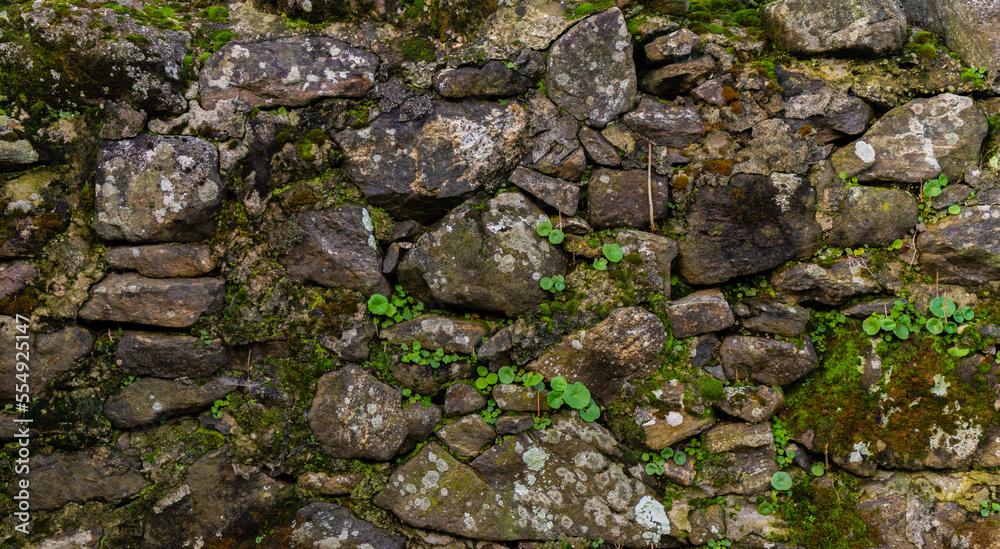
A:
[593,243,623,271]
[367,285,425,328]
[536,219,565,244]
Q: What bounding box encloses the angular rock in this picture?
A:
[588,168,670,229]
[393,358,477,396]
[281,204,390,295]
[475,1,578,59]
[376,416,674,547]
[614,230,679,299]
[6,447,149,510]
[715,385,784,423]
[335,100,528,222]
[545,9,638,127]
[578,126,621,166]
[116,332,229,379]
[827,186,918,248]
[678,173,822,285]
[831,94,988,184]
[383,314,487,355]
[495,415,534,435]
[0,138,38,169]
[643,408,716,450]
[297,472,364,495]
[0,321,92,399]
[762,0,907,57]
[200,37,378,109]
[444,382,487,417]
[433,61,534,98]
[400,403,442,455]
[99,102,146,140]
[435,414,496,458]
[771,259,879,306]
[901,0,1000,89]
[520,93,587,181]
[691,76,730,106]
[697,445,778,495]
[492,384,552,412]
[106,244,215,278]
[622,95,705,149]
[667,289,735,339]
[740,299,811,337]
[703,422,774,454]
[644,29,701,65]
[841,297,909,318]
[720,336,818,386]
[149,97,253,141]
[733,119,813,176]
[722,92,769,133]
[508,167,581,216]
[688,505,727,546]
[309,365,406,460]
[0,261,37,301]
[527,307,669,404]
[79,274,226,328]
[103,377,235,429]
[398,192,567,316]
[95,135,223,243]
[640,55,716,96]
[290,503,405,549]
[917,205,1000,285]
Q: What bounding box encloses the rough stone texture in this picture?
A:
[526,307,668,404]
[99,102,147,140]
[688,504,727,546]
[696,446,778,496]
[6,447,149,510]
[677,173,823,285]
[491,384,552,412]
[0,321,92,399]
[375,416,674,547]
[740,299,811,337]
[639,55,716,96]
[281,205,390,295]
[95,135,223,243]
[309,365,406,460]
[297,472,364,495]
[0,261,37,301]
[720,336,818,386]
[495,415,534,435]
[433,61,534,98]
[587,168,670,230]
[642,409,716,450]
[647,0,689,16]
[383,315,487,355]
[290,503,405,549]
[520,91,587,181]
[831,94,988,184]
[715,385,785,423]
[762,0,907,57]
[508,167,581,216]
[399,403,443,455]
[703,422,774,454]
[106,244,215,278]
[841,297,910,318]
[578,126,622,166]
[901,0,1000,89]
[79,274,226,328]
[200,37,378,109]
[398,192,567,317]
[335,100,529,222]
[103,377,235,429]
[614,231,679,299]
[115,332,229,379]
[545,9,638,127]
[644,29,701,65]
[917,205,1000,285]
[444,382,487,417]
[827,186,919,248]
[622,95,705,149]
[733,119,813,176]
[474,1,578,60]
[435,414,496,457]
[771,259,880,306]
[666,289,735,339]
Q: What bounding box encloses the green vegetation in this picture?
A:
[539,274,566,293]
[641,446,687,475]
[593,243,623,270]
[399,37,436,63]
[366,285,426,328]
[400,341,462,369]
[536,219,565,244]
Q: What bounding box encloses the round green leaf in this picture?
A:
[602,243,624,263]
[878,317,896,331]
[758,502,774,516]
[961,306,974,320]
[862,317,881,336]
[498,366,515,385]
[475,378,489,390]
[553,280,566,291]
[893,325,910,339]
[940,174,949,185]
[562,382,592,409]
[522,372,543,387]
[550,376,568,391]
[949,204,961,215]
[673,451,687,466]
[580,403,600,422]
[536,220,552,237]
[367,294,390,315]
[661,447,674,458]
[811,463,825,476]
[771,471,793,491]
[477,365,488,376]
[540,277,554,290]
[593,258,607,271]
[926,318,944,334]
[486,373,498,385]
[645,463,658,476]
[945,321,958,334]
[548,229,565,244]
[547,391,564,408]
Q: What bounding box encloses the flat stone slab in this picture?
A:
[116,332,230,379]
[382,314,487,355]
[103,377,235,429]
[106,244,215,278]
[720,336,817,386]
[666,289,735,339]
[79,274,225,328]
[5,447,149,510]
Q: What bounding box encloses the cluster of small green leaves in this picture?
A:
[534,416,551,430]
[546,376,600,422]
[810,311,848,353]
[707,539,733,548]
[980,499,1000,517]
[838,171,859,187]
[758,471,793,515]
[481,399,501,424]
[401,388,432,407]
[540,274,566,293]
[194,329,213,348]
[593,243,622,270]
[920,174,969,222]
[536,219,565,244]
[861,299,973,351]
[475,365,498,390]
[400,342,462,369]
[962,66,988,85]
[641,446,687,476]
[211,394,234,419]
[773,418,795,468]
[497,365,541,387]
[367,285,425,328]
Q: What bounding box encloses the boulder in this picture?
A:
[308,365,406,460]
[622,96,705,149]
[762,0,907,57]
[545,9,638,127]
[508,167,581,216]
[433,61,534,98]
[0,320,92,399]
[720,336,818,386]
[666,289,735,339]
[6,447,149,510]
[917,205,1000,285]
[116,332,229,379]
[644,29,701,65]
[900,0,1000,90]
[827,186,919,248]
[435,414,496,457]
[588,168,670,229]
[677,173,822,285]
[281,205,390,295]
[99,102,147,140]
[105,244,215,278]
[79,274,226,328]
[831,94,988,184]
[444,382,487,417]
[200,37,378,109]
[688,505,727,546]
[639,55,716,96]
[95,135,223,243]
[696,445,778,495]
[526,307,669,404]
[335,100,529,222]
[715,385,785,423]
[290,503,405,549]
[103,377,236,429]
[520,91,586,181]
[397,192,567,316]
[771,259,879,305]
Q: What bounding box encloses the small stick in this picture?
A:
[824,442,829,470]
[647,142,655,232]
[246,350,252,381]
[107,328,114,343]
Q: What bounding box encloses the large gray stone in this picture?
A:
[622,95,705,149]
[639,55,716,96]
[901,0,1000,90]
[827,186,919,248]
[720,336,818,386]
[771,259,879,305]
[5,447,149,510]
[762,0,907,57]
[79,274,226,328]
[715,385,784,423]
[588,168,670,230]
[398,192,567,317]
[95,135,223,243]
[200,37,378,109]
[382,315,487,355]
[545,9,638,127]
[335,100,529,222]
[917,205,1000,284]
[103,377,236,429]
[116,332,229,379]
[666,289,735,339]
[309,365,406,460]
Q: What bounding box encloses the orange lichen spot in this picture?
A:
[798,125,813,137]
[722,86,740,103]
[730,100,742,114]
[704,159,734,176]
[672,174,690,189]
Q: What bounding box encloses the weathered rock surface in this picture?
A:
[508,167,581,216]
[435,414,496,457]
[297,472,364,496]
[520,91,587,181]
[720,336,818,386]
[678,173,822,285]
[0,320,92,400]
[827,186,919,248]
[762,0,907,57]
[103,377,235,429]
[622,96,705,149]
[393,359,477,397]
[0,261,37,301]
[740,299,811,337]
[433,61,534,98]
[546,9,638,127]
[642,408,716,450]
[639,55,716,96]
[733,119,814,176]
[579,126,622,166]
[703,422,774,454]
[588,168,670,229]
[444,382,487,417]
[666,289,735,339]
[644,29,701,65]
[697,446,778,495]
[375,416,674,547]
[106,244,215,278]
[7,447,149,510]
[831,94,988,184]
[290,502,405,549]
[281,205,390,295]
[79,274,226,328]
[901,0,1000,89]
[309,365,406,460]
[400,403,442,455]
[771,259,879,305]
[917,205,1000,285]
[715,385,785,423]
[200,37,378,109]
[95,135,223,243]
[115,332,229,379]
[398,192,567,316]
[491,384,552,412]
[614,230,679,299]
[336,100,529,222]
[383,315,487,355]
[527,307,668,404]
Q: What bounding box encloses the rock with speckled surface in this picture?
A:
[103,377,235,429]
[106,244,215,278]
[715,385,784,423]
[826,186,918,248]
[622,95,705,149]
[762,0,907,57]
[720,336,818,386]
[383,315,488,355]
[771,259,880,305]
[545,9,638,127]
[290,503,405,549]
[587,168,670,230]
[79,274,225,328]
[917,205,1000,285]
[666,289,735,339]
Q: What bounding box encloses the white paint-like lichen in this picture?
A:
[634,495,670,542]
